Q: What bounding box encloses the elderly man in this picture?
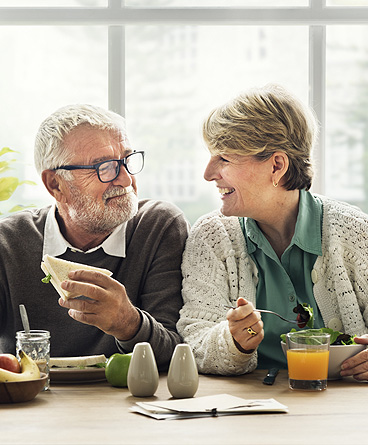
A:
[0,104,189,369]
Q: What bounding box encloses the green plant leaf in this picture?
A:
[0,159,16,175]
[0,178,37,201]
[0,147,17,157]
[0,177,20,201]
[0,147,36,211]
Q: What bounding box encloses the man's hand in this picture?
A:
[58,269,141,341]
[340,335,368,381]
[226,297,264,353]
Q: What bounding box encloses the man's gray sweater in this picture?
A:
[0,199,189,370]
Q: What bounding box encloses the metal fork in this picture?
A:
[223,305,300,325]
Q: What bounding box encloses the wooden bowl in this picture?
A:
[0,373,47,403]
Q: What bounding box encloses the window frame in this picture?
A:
[1,0,368,194]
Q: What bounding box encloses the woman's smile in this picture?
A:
[218,187,235,198]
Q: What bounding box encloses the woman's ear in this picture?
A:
[41,170,68,203]
[271,152,289,186]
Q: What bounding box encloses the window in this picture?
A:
[125,24,308,221]
[0,25,108,210]
[326,25,368,209]
[126,0,308,5]
[1,1,368,222]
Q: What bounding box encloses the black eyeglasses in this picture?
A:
[53,151,145,183]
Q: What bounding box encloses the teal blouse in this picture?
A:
[239,190,324,369]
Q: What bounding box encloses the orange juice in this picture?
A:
[287,349,330,380]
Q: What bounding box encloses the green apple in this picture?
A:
[105,353,132,387]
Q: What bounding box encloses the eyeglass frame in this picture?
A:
[52,150,145,183]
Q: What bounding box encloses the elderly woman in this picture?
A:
[177,84,368,380]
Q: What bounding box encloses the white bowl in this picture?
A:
[281,341,366,380]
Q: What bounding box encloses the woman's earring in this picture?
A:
[273,181,278,188]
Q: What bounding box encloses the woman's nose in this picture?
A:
[204,158,220,182]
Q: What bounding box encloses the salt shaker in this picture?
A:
[127,342,159,397]
[167,343,199,398]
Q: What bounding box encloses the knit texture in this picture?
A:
[178,195,368,375]
[0,199,189,370]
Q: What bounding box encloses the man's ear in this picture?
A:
[41,170,68,203]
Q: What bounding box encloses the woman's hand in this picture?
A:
[226,297,264,353]
[340,335,368,380]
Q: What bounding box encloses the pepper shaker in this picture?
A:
[167,343,199,398]
[127,342,159,397]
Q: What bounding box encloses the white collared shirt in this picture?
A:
[43,204,127,258]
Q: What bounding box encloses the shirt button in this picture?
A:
[327,318,343,331]
[311,269,318,284]
[289,295,295,302]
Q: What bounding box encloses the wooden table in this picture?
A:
[1,370,367,445]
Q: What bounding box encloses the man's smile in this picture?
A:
[103,185,134,203]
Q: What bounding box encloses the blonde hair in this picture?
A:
[202,84,318,191]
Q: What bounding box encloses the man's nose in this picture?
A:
[112,163,133,187]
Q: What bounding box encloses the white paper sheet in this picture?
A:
[130,394,288,420]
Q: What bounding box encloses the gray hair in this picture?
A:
[34,104,127,176]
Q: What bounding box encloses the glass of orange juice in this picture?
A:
[286,331,330,391]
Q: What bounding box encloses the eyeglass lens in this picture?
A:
[126,153,144,175]
[98,161,119,182]
[98,153,143,182]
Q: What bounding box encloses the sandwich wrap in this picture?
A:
[49,354,107,369]
[41,254,113,300]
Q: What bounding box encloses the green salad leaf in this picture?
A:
[77,362,106,369]
[41,273,52,284]
[280,327,357,345]
[94,362,107,368]
[293,303,314,328]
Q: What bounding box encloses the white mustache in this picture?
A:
[103,185,134,201]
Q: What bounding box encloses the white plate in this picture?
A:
[49,367,106,384]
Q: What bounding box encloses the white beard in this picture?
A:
[67,184,138,234]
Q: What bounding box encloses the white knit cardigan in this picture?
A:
[177,195,368,375]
